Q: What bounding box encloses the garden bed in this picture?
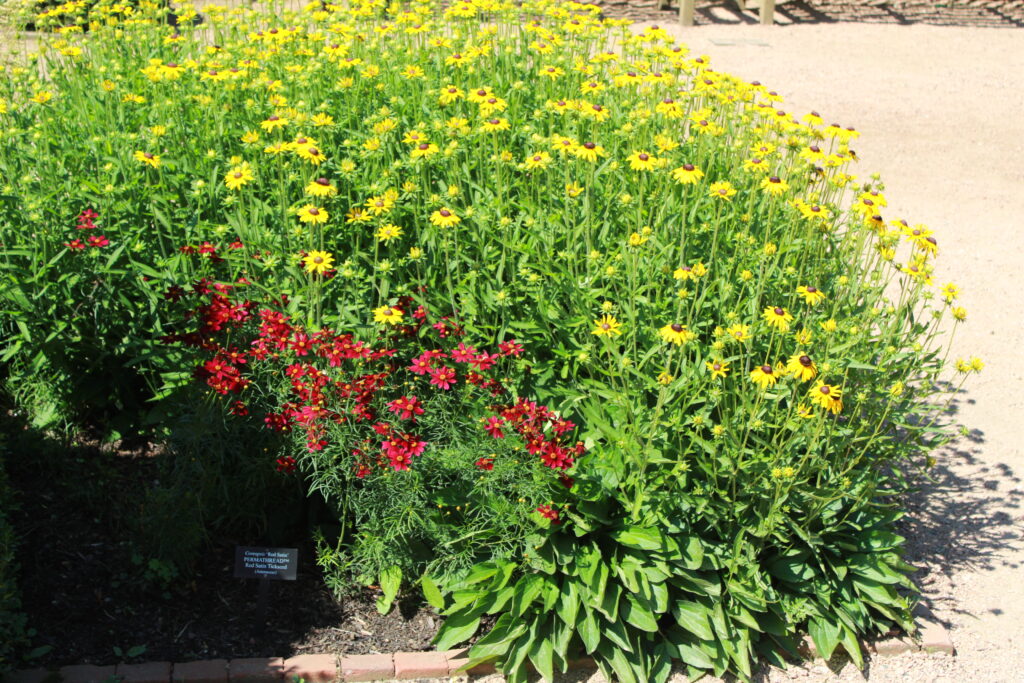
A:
[5,426,437,667]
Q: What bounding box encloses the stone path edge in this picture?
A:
[1,609,953,683]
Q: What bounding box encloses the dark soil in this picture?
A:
[6,425,438,667]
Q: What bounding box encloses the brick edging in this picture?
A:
[2,608,953,683]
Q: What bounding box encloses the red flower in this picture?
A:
[275,456,297,473]
[470,351,497,371]
[499,339,524,356]
[483,415,505,439]
[290,332,312,356]
[475,457,494,471]
[451,342,477,363]
[387,395,425,420]
[536,504,560,524]
[65,239,86,251]
[87,235,109,248]
[408,352,434,375]
[428,366,456,390]
[230,400,248,416]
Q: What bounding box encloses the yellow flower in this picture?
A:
[796,405,815,419]
[796,285,826,306]
[750,363,783,389]
[761,175,789,196]
[809,381,843,414]
[762,306,794,332]
[408,246,423,260]
[726,323,751,343]
[134,150,161,168]
[241,130,261,144]
[820,318,838,333]
[438,85,464,105]
[305,177,337,197]
[260,114,288,132]
[565,182,584,198]
[524,151,552,170]
[311,113,334,127]
[940,283,960,302]
[411,142,439,159]
[373,305,404,325]
[706,360,730,379]
[592,315,623,337]
[430,207,461,228]
[297,205,329,225]
[302,250,335,275]
[376,223,403,243]
[659,323,695,345]
[671,163,703,185]
[481,117,510,132]
[295,144,327,165]
[626,151,661,172]
[708,181,737,201]
[573,142,606,163]
[888,381,905,398]
[951,306,967,321]
[786,353,817,382]
[657,372,674,385]
[224,163,254,190]
[628,232,648,247]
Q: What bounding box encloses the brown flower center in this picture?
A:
[439,209,451,217]
[761,365,773,374]
[774,307,785,316]
[671,323,683,332]
[799,355,812,366]
[638,153,649,161]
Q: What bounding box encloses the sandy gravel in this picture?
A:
[476,18,1024,683]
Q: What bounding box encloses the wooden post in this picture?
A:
[760,0,776,24]
[680,0,695,26]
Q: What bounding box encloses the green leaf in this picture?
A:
[421,574,445,610]
[434,611,482,650]
[578,607,600,654]
[510,573,544,618]
[375,565,402,615]
[464,563,499,586]
[673,600,714,640]
[527,622,555,682]
[808,616,841,660]
[623,594,659,632]
[612,526,665,551]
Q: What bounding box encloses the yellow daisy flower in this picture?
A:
[302,250,334,275]
[659,323,695,345]
[297,205,329,225]
[592,315,623,337]
[809,381,843,414]
[430,208,461,228]
[786,353,818,382]
[762,306,793,332]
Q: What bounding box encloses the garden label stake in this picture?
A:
[233,546,298,631]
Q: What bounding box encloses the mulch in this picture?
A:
[5,429,437,667]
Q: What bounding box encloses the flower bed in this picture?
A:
[0,0,979,680]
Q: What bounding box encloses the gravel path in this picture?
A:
[481,17,1024,683]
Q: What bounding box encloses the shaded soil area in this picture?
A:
[5,426,437,667]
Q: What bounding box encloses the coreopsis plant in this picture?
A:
[164,282,583,591]
[0,0,981,679]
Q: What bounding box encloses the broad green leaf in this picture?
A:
[612,526,664,551]
[578,607,600,654]
[421,574,444,610]
[673,600,714,640]
[623,594,659,632]
[808,616,841,660]
[375,566,402,615]
[434,611,482,650]
[510,573,544,618]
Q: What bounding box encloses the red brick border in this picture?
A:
[1,609,953,683]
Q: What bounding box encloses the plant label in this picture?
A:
[233,546,298,581]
